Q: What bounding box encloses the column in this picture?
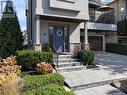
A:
[34,16,42,51]
[84,21,89,50]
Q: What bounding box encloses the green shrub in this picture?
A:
[106,43,127,55]
[77,50,94,65]
[85,50,94,65]
[23,84,75,95]
[23,73,64,89]
[16,50,53,71]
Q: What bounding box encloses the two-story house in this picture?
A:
[80,0,117,51]
[26,0,89,53]
[108,0,127,43]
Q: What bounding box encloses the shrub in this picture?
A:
[16,50,53,71]
[23,84,75,95]
[106,43,127,55]
[23,73,64,89]
[36,62,53,74]
[42,43,52,52]
[0,56,21,76]
[0,73,23,95]
[77,50,94,65]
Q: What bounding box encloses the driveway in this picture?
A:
[95,51,127,74]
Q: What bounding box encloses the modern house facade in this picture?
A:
[108,0,127,43]
[26,0,89,53]
[26,0,117,52]
[80,0,117,51]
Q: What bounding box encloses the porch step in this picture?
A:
[59,55,74,58]
[57,66,86,72]
[57,58,81,63]
[55,62,83,68]
[70,78,126,91]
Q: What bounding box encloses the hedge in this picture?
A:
[23,84,75,95]
[106,43,127,55]
[23,73,64,90]
[16,50,53,71]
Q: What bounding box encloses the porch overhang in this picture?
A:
[39,15,86,23]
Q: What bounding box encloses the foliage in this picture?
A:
[106,43,127,55]
[0,73,23,95]
[85,50,94,65]
[0,56,21,76]
[36,62,53,74]
[23,73,64,89]
[42,43,52,52]
[77,50,94,65]
[16,50,53,71]
[0,1,23,58]
[23,84,75,95]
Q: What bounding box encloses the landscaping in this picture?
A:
[16,50,53,71]
[106,43,127,55]
[76,49,95,66]
[0,50,75,95]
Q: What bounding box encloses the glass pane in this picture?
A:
[64,27,69,52]
[48,26,53,50]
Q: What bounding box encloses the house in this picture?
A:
[26,0,117,52]
[26,0,89,53]
[80,0,118,51]
[108,0,127,43]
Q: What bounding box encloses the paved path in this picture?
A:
[60,52,127,95]
[95,52,127,75]
[74,85,127,95]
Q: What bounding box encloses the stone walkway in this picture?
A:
[74,85,127,95]
[59,52,127,95]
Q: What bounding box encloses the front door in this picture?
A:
[49,25,69,53]
[53,26,64,52]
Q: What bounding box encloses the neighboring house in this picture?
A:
[108,0,127,43]
[26,0,89,52]
[22,30,28,45]
[80,0,117,51]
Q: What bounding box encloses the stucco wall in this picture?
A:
[36,0,89,20]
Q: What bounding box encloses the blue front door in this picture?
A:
[53,26,64,52]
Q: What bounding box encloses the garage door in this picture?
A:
[89,36,103,51]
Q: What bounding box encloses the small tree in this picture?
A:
[0,1,23,58]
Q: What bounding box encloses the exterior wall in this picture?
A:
[105,32,118,44]
[108,0,127,22]
[40,20,81,52]
[36,0,89,20]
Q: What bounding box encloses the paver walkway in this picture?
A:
[59,52,127,95]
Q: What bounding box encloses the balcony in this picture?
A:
[89,0,101,8]
[80,22,117,31]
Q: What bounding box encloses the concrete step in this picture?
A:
[57,66,86,72]
[55,62,84,68]
[74,85,127,95]
[70,78,126,91]
[59,55,74,58]
[60,69,127,91]
[57,58,81,63]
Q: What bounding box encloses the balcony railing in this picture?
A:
[89,0,101,7]
[89,11,115,24]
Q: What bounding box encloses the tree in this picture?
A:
[0,0,23,58]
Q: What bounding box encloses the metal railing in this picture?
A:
[53,43,59,70]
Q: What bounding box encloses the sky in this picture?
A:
[0,0,113,31]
